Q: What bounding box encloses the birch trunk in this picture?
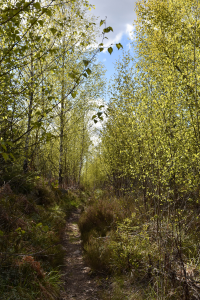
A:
[23,52,33,173]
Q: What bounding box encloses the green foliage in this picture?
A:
[108,47,113,55]
[103,26,113,33]
[0,178,78,299]
[81,193,200,299]
[116,43,123,50]
[78,193,134,242]
[0,0,112,186]
[100,20,105,26]
[79,198,115,244]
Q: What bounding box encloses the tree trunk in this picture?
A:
[59,42,65,186]
[23,52,33,173]
[78,115,85,187]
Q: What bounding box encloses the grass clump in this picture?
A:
[78,195,134,244]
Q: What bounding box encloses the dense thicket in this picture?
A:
[0,1,114,299]
[0,0,112,188]
[86,0,200,211]
[81,1,200,299]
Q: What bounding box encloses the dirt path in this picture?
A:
[59,209,101,300]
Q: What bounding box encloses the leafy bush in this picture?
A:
[78,195,131,243]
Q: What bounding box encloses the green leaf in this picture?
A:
[9,153,15,160]
[68,73,76,79]
[99,48,104,52]
[99,105,104,109]
[16,1,22,8]
[2,153,9,161]
[75,78,80,84]
[0,230,4,236]
[86,68,91,75]
[43,225,49,232]
[83,60,89,67]
[30,17,37,25]
[38,20,44,26]
[33,121,42,128]
[108,47,113,55]
[1,143,7,151]
[100,20,105,26]
[97,112,102,118]
[83,73,87,78]
[94,119,98,124]
[45,9,52,16]
[116,43,123,50]
[33,2,41,9]
[92,114,96,120]
[50,28,57,35]
[71,91,77,98]
[103,26,113,33]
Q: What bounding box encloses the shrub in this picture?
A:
[33,180,55,206]
[84,233,112,272]
[78,196,129,243]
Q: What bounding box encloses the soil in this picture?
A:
[59,208,102,300]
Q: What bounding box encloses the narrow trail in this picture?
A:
[59,208,101,300]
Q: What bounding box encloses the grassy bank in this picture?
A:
[79,189,200,300]
[0,172,80,300]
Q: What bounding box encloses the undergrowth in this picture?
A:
[79,189,200,300]
[0,172,80,300]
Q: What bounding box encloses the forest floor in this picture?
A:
[59,208,103,300]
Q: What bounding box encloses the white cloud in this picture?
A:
[88,0,137,46]
[126,24,134,39]
[86,98,108,146]
[102,24,134,52]
[103,31,123,51]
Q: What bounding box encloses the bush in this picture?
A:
[78,196,130,244]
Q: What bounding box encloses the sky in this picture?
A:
[88,0,137,82]
[86,0,138,144]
